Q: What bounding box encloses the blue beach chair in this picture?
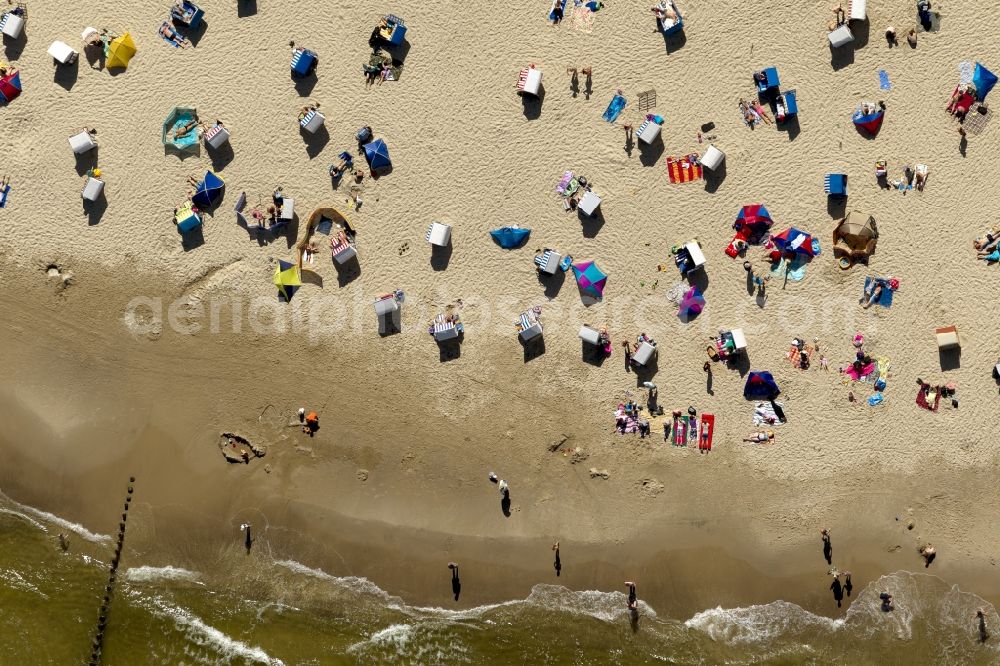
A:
[754,67,780,94]
[824,174,847,197]
[291,47,318,77]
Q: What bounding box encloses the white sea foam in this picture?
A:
[0,508,48,532]
[2,496,110,543]
[146,596,285,665]
[346,623,413,655]
[686,600,843,644]
[125,565,201,584]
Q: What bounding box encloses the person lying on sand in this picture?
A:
[742,430,775,443]
[861,281,883,309]
[974,227,1000,250]
[159,22,190,47]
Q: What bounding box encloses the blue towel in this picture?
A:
[867,392,884,406]
[863,277,895,307]
[0,185,8,208]
[548,0,567,20]
[878,70,891,90]
[603,94,627,123]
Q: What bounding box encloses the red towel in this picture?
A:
[666,153,703,183]
[915,385,941,412]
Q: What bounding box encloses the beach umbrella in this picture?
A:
[678,285,705,320]
[744,371,780,400]
[734,204,773,243]
[852,105,884,135]
[771,227,817,257]
[363,139,391,170]
[106,33,137,70]
[273,260,301,302]
[833,212,878,257]
[0,71,21,104]
[973,62,998,101]
[162,106,200,150]
[571,260,607,299]
[489,226,530,249]
[191,171,224,209]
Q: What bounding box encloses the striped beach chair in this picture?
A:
[516,65,542,96]
[300,109,325,133]
[432,314,460,341]
[534,249,562,274]
[824,173,848,197]
[426,222,451,246]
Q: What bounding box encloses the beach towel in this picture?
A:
[867,392,884,406]
[666,154,702,183]
[915,385,941,412]
[959,61,974,85]
[843,362,876,381]
[878,70,892,91]
[753,402,784,426]
[556,171,575,196]
[699,414,714,451]
[572,5,596,33]
[769,257,808,282]
[603,94,627,123]
[863,276,895,307]
[159,22,184,48]
[673,414,688,446]
[0,184,8,208]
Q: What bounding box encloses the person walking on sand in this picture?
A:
[552,542,562,577]
[919,544,937,568]
[625,581,638,611]
[821,528,833,565]
[831,574,844,608]
[977,608,990,643]
[844,571,853,597]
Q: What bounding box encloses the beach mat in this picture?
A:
[666,154,702,183]
[699,414,714,451]
[863,276,895,307]
[878,70,891,90]
[602,94,627,123]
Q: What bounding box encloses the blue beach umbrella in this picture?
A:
[363,139,392,170]
[490,226,531,249]
[191,171,224,209]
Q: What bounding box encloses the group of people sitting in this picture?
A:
[974,226,1000,262]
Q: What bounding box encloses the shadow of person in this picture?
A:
[451,565,461,601]
[553,546,561,577]
[569,70,579,97]
[244,525,253,554]
[501,493,511,517]
[823,539,832,565]
[584,71,592,100]
[630,608,640,633]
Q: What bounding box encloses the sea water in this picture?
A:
[2,498,998,666]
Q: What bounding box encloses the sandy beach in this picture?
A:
[3,0,1000,661]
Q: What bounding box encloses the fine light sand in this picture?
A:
[2,0,1000,617]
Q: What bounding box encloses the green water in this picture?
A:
[2,503,998,665]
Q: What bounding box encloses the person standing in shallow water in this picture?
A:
[821,528,833,565]
[624,581,638,610]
